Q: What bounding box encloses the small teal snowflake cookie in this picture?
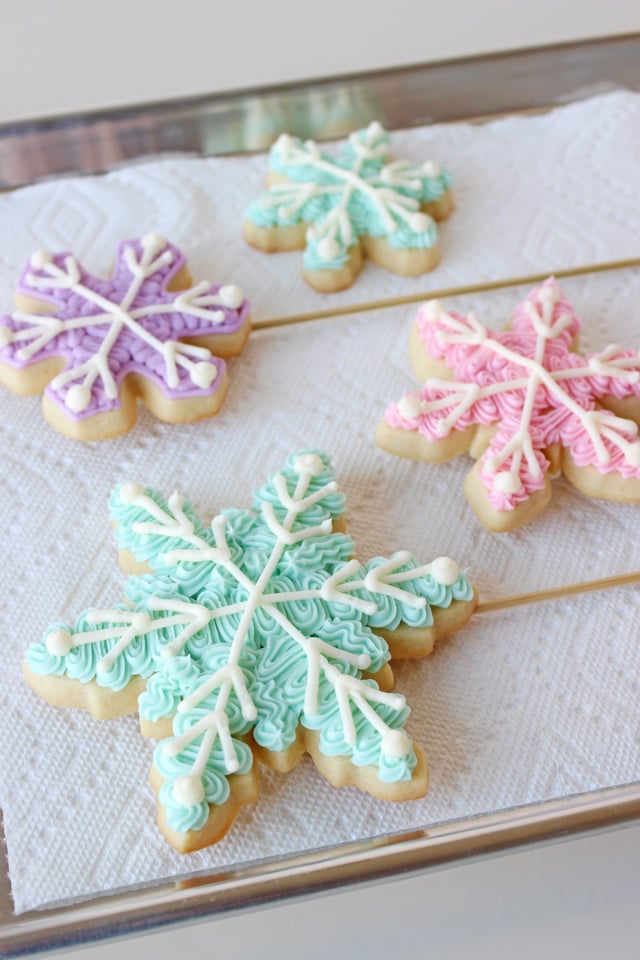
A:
[24,450,475,853]
[244,122,453,292]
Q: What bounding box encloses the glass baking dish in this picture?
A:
[2,33,640,956]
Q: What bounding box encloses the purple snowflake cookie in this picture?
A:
[0,233,251,440]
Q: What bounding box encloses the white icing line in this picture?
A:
[411,290,640,490]
[8,238,241,411]
[261,124,439,265]
[118,461,435,799]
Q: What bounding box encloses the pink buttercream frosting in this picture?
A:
[384,278,640,511]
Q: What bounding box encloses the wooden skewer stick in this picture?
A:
[476,570,640,614]
[254,255,640,617]
[253,256,640,329]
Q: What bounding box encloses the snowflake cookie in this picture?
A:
[243,122,453,292]
[0,233,251,440]
[376,279,640,532]
[23,451,476,853]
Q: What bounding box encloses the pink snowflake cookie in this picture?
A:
[0,233,251,440]
[376,279,640,532]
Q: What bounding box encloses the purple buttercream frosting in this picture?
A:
[0,233,250,422]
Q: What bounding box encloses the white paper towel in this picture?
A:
[1,91,640,914]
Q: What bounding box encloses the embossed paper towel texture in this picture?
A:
[0,90,639,323]
[1,92,640,912]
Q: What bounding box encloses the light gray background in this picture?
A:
[0,1,639,123]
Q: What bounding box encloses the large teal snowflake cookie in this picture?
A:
[244,122,453,292]
[23,451,475,853]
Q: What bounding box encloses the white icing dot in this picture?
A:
[30,250,52,269]
[316,237,341,262]
[423,299,442,320]
[408,212,431,234]
[173,774,205,806]
[369,121,384,139]
[160,644,178,659]
[493,471,522,495]
[119,481,145,504]
[190,361,218,389]
[143,232,166,249]
[294,453,325,476]
[46,628,73,657]
[381,729,411,759]
[626,442,640,468]
[397,395,423,420]
[0,325,12,348]
[422,161,441,178]
[275,133,293,151]
[539,284,560,304]
[218,284,244,310]
[65,384,91,413]
[356,654,372,670]
[431,556,459,586]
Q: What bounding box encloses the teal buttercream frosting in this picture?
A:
[255,630,307,701]
[303,673,416,782]
[110,485,214,570]
[364,556,435,630]
[161,558,219,596]
[385,219,438,251]
[252,678,301,753]
[252,619,390,753]
[275,532,353,582]
[26,607,159,691]
[158,767,227,833]
[139,655,202,722]
[345,191,379,236]
[253,449,345,522]
[154,677,255,829]
[124,575,222,663]
[264,574,329,634]
[421,166,452,202]
[256,506,343,542]
[222,508,272,554]
[124,573,182,605]
[269,138,349,186]
[339,557,474,631]
[156,737,254,832]
[29,450,473,838]
[341,134,390,180]
[252,697,299,753]
[316,618,389,674]
[451,574,475,602]
[247,190,332,230]
[252,631,306,751]
[245,124,451,274]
